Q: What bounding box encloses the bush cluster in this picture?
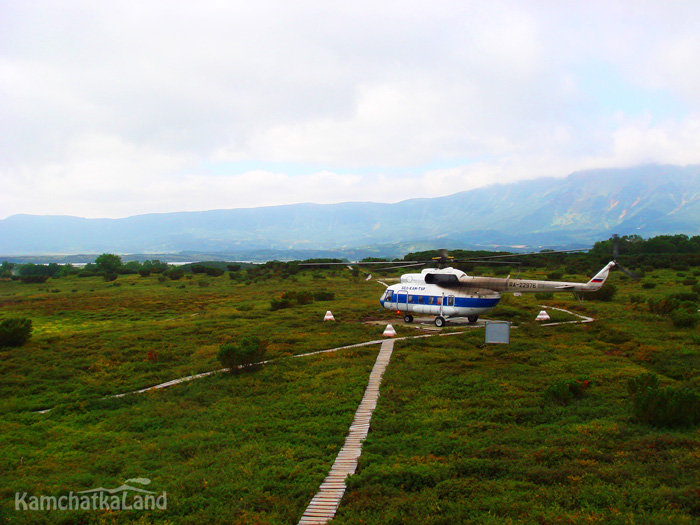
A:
[270,290,335,310]
[628,293,646,305]
[0,318,33,347]
[588,283,617,302]
[217,336,267,373]
[167,268,185,281]
[544,377,591,405]
[191,264,225,277]
[628,373,700,427]
[20,275,49,284]
[313,291,335,301]
[647,293,699,328]
[670,309,699,328]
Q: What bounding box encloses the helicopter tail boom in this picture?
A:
[582,261,616,290]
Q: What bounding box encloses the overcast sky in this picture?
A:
[2,1,700,219]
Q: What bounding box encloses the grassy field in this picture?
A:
[1,263,699,523]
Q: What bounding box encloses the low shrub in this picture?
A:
[313,291,335,301]
[670,309,699,328]
[588,283,617,301]
[270,298,294,311]
[492,266,511,276]
[668,292,699,303]
[494,305,529,322]
[544,377,591,405]
[628,294,646,305]
[0,318,33,347]
[648,297,680,315]
[296,291,314,305]
[642,282,657,289]
[628,371,659,393]
[20,275,49,284]
[628,372,700,427]
[204,267,225,277]
[597,326,633,345]
[270,290,332,310]
[217,336,267,373]
[191,264,207,274]
[168,268,185,280]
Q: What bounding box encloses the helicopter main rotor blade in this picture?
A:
[451,259,522,265]
[616,262,640,280]
[376,262,426,270]
[453,248,589,261]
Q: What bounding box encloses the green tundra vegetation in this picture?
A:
[0,237,699,524]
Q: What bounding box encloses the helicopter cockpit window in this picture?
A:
[385,290,394,301]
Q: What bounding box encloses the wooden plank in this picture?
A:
[298,339,395,525]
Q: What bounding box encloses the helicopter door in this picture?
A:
[384,289,397,309]
[443,294,457,317]
[396,290,408,311]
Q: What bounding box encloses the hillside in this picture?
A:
[1,164,699,257]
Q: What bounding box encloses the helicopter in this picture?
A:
[379,260,617,327]
[301,240,635,327]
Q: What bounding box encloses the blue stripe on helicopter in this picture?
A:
[383,297,500,308]
[455,297,500,308]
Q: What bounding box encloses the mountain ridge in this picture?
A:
[2,164,699,258]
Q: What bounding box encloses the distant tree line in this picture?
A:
[3,234,700,284]
[402,234,700,274]
[588,234,700,271]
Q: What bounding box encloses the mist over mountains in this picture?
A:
[2,165,699,261]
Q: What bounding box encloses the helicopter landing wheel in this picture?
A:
[468,315,478,323]
[403,314,414,323]
[434,316,445,328]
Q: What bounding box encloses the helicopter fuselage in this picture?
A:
[380,282,501,319]
[379,262,615,325]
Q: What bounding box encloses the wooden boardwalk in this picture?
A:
[298,339,395,525]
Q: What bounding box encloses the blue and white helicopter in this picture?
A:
[379,259,617,327]
[302,243,633,327]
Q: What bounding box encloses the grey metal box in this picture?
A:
[485,321,510,344]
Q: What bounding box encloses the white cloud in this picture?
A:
[2,0,700,219]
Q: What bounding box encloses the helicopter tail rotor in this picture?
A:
[612,234,640,280]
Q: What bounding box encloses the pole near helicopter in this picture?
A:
[302,242,635,327]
